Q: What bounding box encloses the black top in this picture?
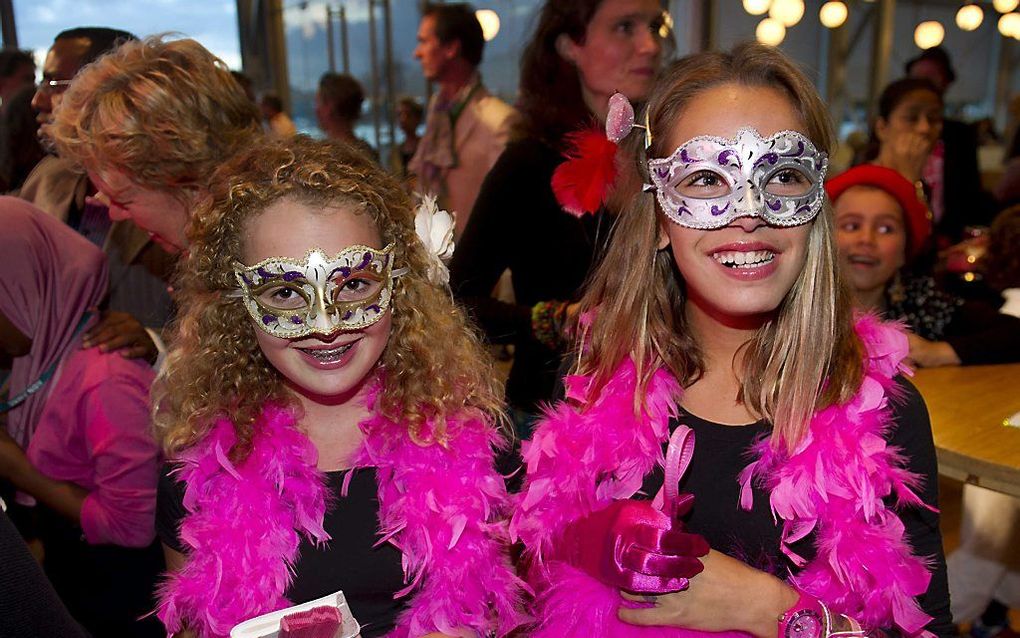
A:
[158,467,407,638]
[0,508,90,638]
[639,377,954,637]
[887,274,1020,365]
[936,119,996,245]
[450,137,612,412]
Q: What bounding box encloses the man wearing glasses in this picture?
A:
[19,28,175,365]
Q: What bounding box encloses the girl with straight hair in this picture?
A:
[512,43,952,638]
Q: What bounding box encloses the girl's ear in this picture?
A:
[874,117,889,143]
[555,33,578,65]
[657,218,671,251]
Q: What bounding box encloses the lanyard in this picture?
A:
[0,311,93,414]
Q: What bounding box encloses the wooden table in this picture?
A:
[912,363,1020,497]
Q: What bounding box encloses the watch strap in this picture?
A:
[777,590,828,638]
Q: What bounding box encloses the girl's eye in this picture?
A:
[257,285,307,310]
[838,221,860,232]
[677,170,729,199]
[615,19,635,35]
[334,277,382,302]
[764,168,812,197]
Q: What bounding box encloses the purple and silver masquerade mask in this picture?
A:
[234,244,400,339]
[648,128,828,229]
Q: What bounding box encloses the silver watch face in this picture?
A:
[786,609,823,638]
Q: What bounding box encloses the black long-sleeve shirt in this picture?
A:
[450,137,612,411]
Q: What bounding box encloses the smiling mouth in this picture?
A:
[713,249,775,269]
[298,342,355,363]
[848,255,879,266]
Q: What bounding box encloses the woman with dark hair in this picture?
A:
[865,78,944,187]
[450,0,669,431]
[863,77,993,247]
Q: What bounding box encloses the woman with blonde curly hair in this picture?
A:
[49,35,261,254]
[511,43,952,637]
[154,135,525,638]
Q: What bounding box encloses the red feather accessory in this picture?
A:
[551,128,619,217]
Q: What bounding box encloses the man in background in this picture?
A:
[260,92,297,137]
[316,71,377,160]
[411,2,517,237]
[0,49,35,108]
[21,27,174,362]
[0,49,40,191]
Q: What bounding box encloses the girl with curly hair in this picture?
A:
[511,44,952,638]
[154,136,525,638]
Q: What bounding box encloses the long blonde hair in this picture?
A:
[578,43,863,452]
[155,136,505,458]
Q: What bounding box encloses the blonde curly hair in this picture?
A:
[48,35,260,196]
[156,136,505,458]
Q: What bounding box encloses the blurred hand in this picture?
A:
[876,130,934,183]
[559,499,709,594]
[906,333,961,368]
[619,549,798,638]
[82,311,157,363]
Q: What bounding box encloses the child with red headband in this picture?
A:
[828,163,1020,366]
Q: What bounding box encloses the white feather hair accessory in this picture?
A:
[413,194,456,287]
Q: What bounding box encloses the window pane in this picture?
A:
[14,0,241,74]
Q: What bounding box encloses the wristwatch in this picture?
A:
[777,591,827,638]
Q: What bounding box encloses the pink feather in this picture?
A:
[516,316,937,637]
[158,405,329,638]
[159,389,528,638]
[349,384,528,638]
[533,562,749,638]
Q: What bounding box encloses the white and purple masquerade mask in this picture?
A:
[234,244,400,339]
[648,128,828,229]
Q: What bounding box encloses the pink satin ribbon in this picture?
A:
[654,424,695,518]
[559,423,708,594]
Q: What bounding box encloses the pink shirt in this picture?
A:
[27,345,158,548]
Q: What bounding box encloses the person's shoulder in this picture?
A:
[473,91,518,128]
[71,346,156,393]
[496,136,560,167]
[886,374,932,440]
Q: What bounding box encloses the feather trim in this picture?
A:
[514,317,937,637]
[551,128,619,217]
[157,405,329,638]
[352,385,529,638]
[533,562,749,638]
[510,363,680,563]
[158,393,527,638]
[738,314,934,636]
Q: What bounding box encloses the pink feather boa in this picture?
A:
[511,316,936,638]
[157,390,527,638]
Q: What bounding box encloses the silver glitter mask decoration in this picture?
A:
[234,244,399,339]
[648,128,828,229]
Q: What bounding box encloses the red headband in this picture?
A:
[826,164,932,259]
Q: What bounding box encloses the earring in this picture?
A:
[888,270,906,307]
